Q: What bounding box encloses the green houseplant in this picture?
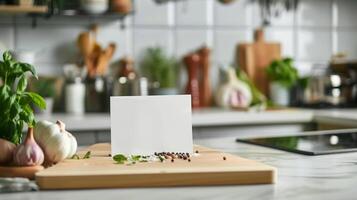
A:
[30,77,56,114]
[140,47,178,95]
[266,57,298,106]
[0,51,46,145]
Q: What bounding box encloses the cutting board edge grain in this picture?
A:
[36,169,276,190]
[35,143,277,189]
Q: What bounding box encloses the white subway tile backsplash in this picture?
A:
[265,28,294,58]
[294,61,315,77]
[134,0,170,26]
[176,0,212,26]
[0,26,14,54]
[0,0,356,86]
[214,0,252,27]
[297,30,332,61]
[297,0,332,27]
[97,23,133,60]
[15,25,83,65]
[175,29,208,59]
[337,31,357,59]
[0,16,14,24]
[133,28,173,63]
[214,29,252,67]
[337,0,357,27]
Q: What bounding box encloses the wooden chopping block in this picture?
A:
[237,29,281,96]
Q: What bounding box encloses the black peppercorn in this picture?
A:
[195,150,199,153]
[223,156,226,160]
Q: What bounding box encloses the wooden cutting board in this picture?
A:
[237,28,281,96]
[35,143,276,190]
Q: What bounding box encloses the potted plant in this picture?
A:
[266,57,298,106]
[0,51,46,145]
[30,77,56,115]
[140,47,178,95]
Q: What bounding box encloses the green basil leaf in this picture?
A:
[10,101,21,119]
[113,154,127,164]
[17,75,27,92]
[131,155,141,161]
[20,63,37,78]
[3,51,12,62]
[24,92,46,110]
[83,151,91,159]
[20,105,34,126]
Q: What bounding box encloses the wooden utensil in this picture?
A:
[96,43,116,76]
[184,53,201,108]
[35,143,276,190]
[77,32,94,58]
[198,46,212,107]
[237,28,281,96]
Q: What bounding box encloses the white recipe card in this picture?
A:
[110,95,193,155]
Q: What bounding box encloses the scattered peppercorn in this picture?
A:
[188,159,191,162]
[223,156,226,160]
[195,150,199,153]
[108,154,112,157]
[171,159,174,162]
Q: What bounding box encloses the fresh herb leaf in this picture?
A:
[71,154,80,160]
[266,57,298,89]
[83,151,91,159]
[3,51,12,61]
[20,63,37,77]
[130,155,141,161]
[17,75,27,92]
[23,92,46,110]
[0,51,46,144]
[113,154,127,164]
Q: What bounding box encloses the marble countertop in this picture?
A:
[3,134,357,200]
[314,109,357,127]
[37,108,316,131]
[36,108,357,131]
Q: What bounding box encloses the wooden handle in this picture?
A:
[254,28,264,42]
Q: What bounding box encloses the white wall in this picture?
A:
[0,0,357,88]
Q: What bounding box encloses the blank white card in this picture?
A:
[110,95,193,155]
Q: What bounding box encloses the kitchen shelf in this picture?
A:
[0,5,48,14]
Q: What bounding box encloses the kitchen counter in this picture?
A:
[314,109,357,127]
[3,135,357,200]
[36,108,357,132]
[37,108,315,131]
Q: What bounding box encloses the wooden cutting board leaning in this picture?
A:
[35,143,276,189]
[237,28,281,96]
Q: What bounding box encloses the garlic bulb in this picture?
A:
[13,127,44,166]
[216,67,252,108]
[34,120,78,164]
[0,138,16,164]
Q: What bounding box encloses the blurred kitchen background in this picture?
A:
[1,0,357,145]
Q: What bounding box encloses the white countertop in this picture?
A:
[35,108,357,131]
[37,108,317,131]
[3,135,357,200]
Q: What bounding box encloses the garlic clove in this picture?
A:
[14,127,44,166]
[0,138,16,165]
[34,120,78,164]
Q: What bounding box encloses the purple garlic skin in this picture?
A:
[14,127,44,166]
